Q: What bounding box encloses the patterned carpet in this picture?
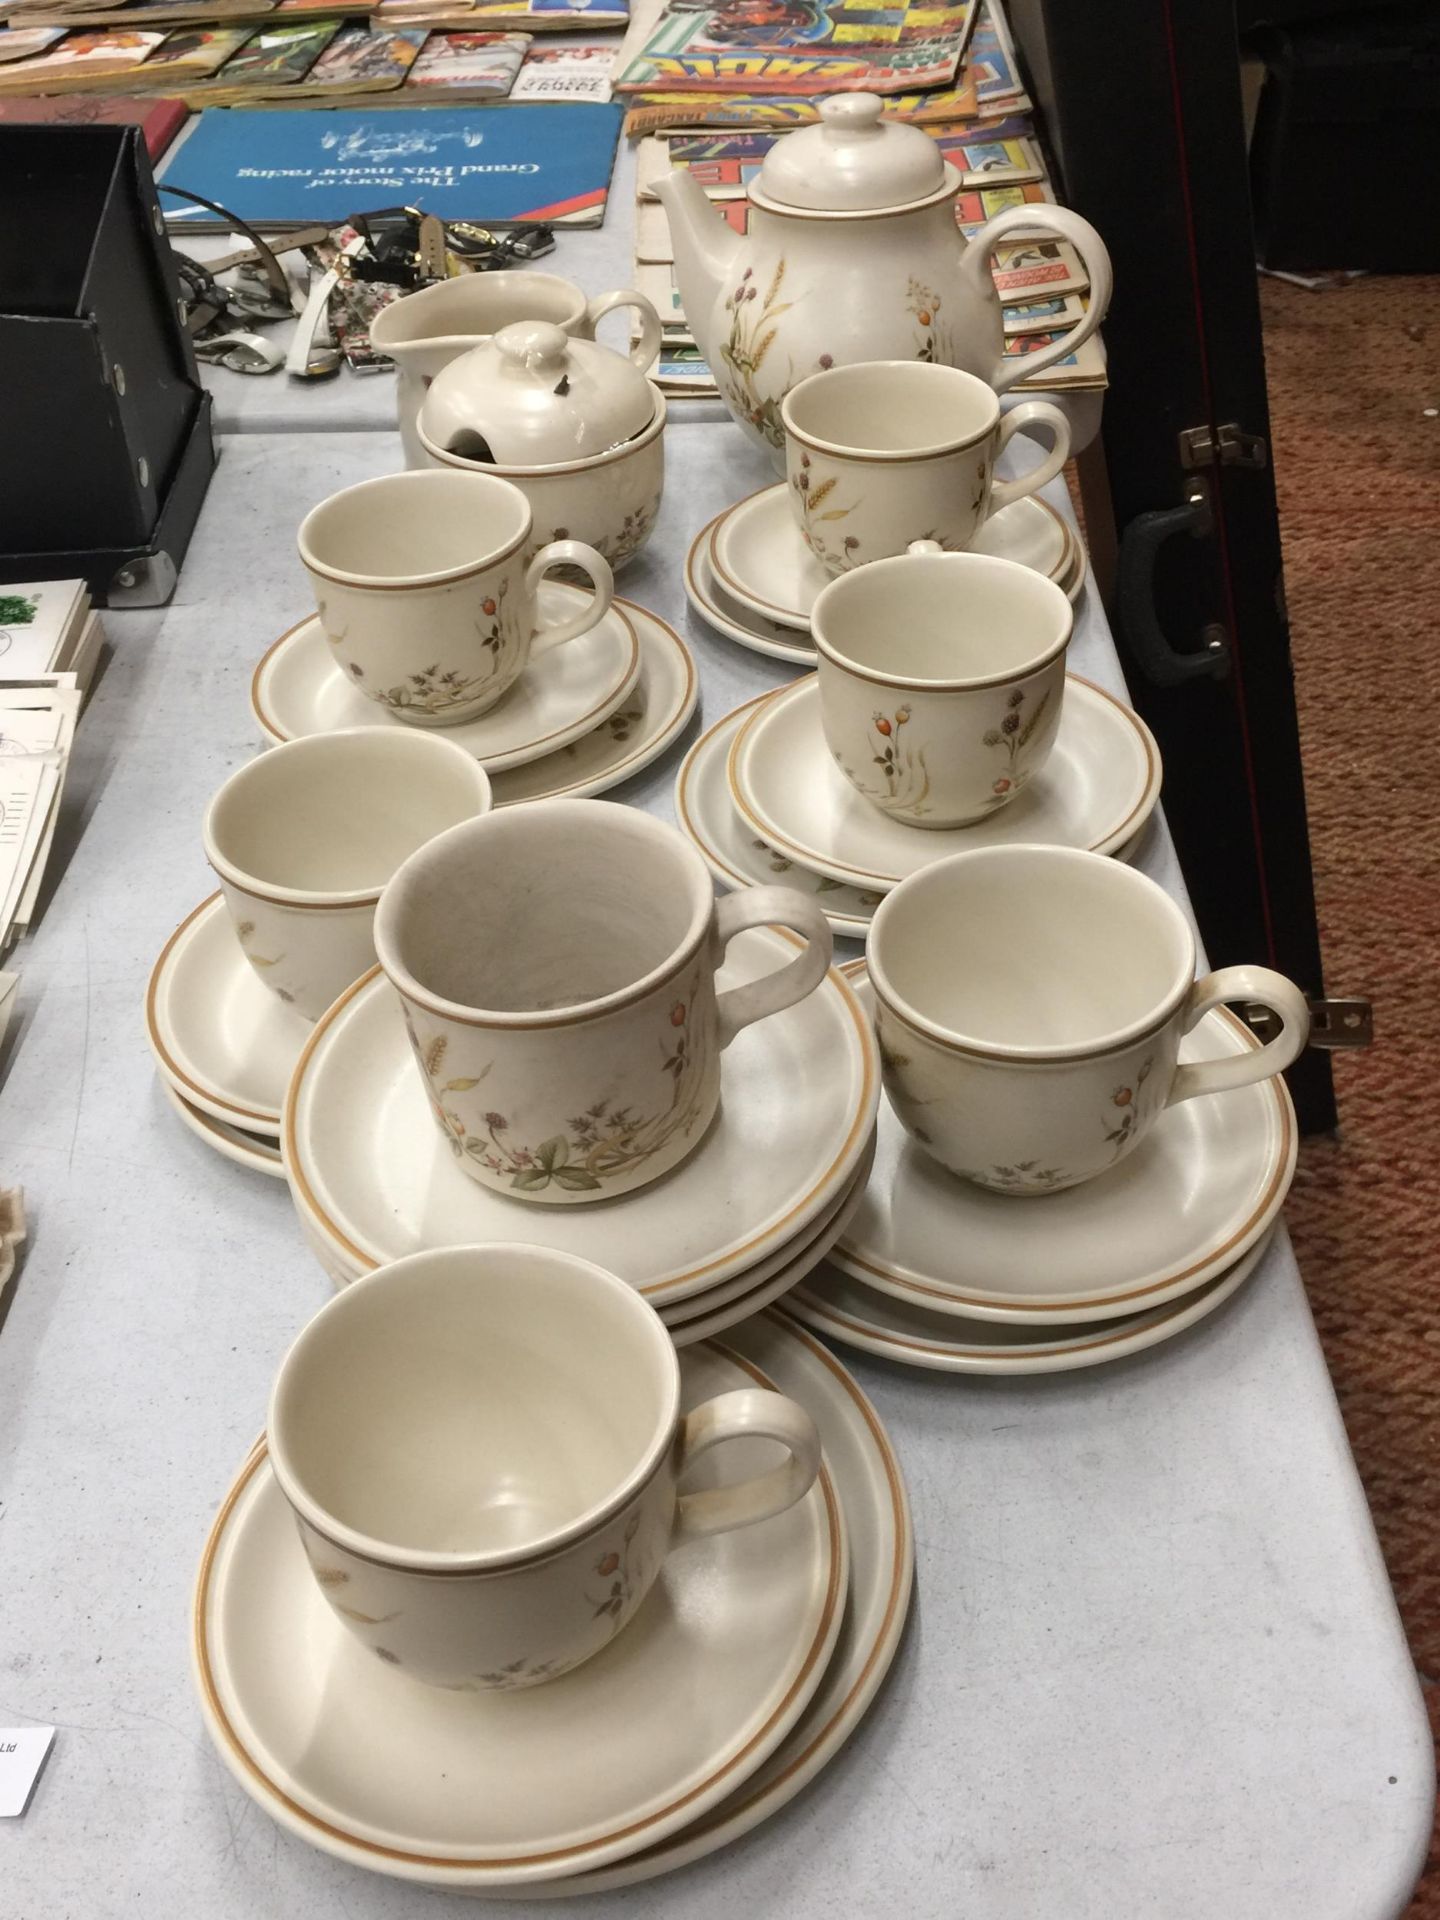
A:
[1257,273,1440,1910]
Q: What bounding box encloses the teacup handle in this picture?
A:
[1166,965,1311,1107]
[585,288,664,373]
[712,886,835,1048]
[526,541,616,656]
[987,399,1073,516]
[672,1388,821,1541]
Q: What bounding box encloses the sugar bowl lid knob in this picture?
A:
[494,320,573,376]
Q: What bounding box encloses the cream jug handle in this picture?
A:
[964,205,1114,395]
[585,288,664,373]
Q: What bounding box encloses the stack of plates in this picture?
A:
[282,928,881,1345]
[676,677,1163,938]
[250,586,698,805]
[779,966,1296,1374]
[192,1310,913,1893]
[685,483,1087,664]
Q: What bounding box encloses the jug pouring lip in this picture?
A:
[747,166,962,223]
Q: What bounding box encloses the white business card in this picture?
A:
[0,1727,55,1816]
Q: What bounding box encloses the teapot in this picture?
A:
[655,93,1112,466]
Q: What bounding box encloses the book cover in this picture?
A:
[0,26,65,60]
[621,73,978,132]
[401,29,528,98]
[0,27,165,92]
[195,18,340,91]
[0,87,186,149]
[0,582,88,676]
[989,235,1087,297]
[282,22,428,93]
[130,23,251,79]
[508,38,612,99]
[615,0,974,97]
[157,101,624,225]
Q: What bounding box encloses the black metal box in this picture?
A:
[0,124,215,605]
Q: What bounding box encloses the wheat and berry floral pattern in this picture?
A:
[836,705,933,819]
[982,684,1052,803]
[790,450,861,570]
[719,259,833,451]
[234,918,293,1002]
[344,581,514,718]
[1104,1057,1156,1159]
[408,994,715,1194]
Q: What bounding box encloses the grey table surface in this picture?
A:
[0,420,1431,1920]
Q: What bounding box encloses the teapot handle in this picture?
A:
[963,206,1113,396]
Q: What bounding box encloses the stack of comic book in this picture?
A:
[630,6,1106,401]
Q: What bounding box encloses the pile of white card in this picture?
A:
[0,579,107,954]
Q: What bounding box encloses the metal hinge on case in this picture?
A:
[1243,997,1374,1050]
[1178,423,1269,471]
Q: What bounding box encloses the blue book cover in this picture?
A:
[157,103,623,227]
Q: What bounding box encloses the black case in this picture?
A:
[0,124,215,606]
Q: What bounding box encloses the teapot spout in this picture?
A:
[653,169,741,358]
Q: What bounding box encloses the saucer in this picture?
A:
[285,935,881,1306]
[489,605,698,805]
[146,894,313,1137]
[832,970,1297,1323]
[783,1228,1276,1375]
[193,1341,847,1889]
[505,1312,912,1894]
[710,485,1077,631]
[250,583,642,774]
[729,674,1162,892]
[676,695,884,939]
[159,1077,285,1179]
[683,517,818,664]
[664,1132,875,1343]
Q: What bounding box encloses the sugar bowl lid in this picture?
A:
[417,320,655,468]
[754,93,951,213]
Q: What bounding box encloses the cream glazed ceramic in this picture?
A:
[146,893,312,1136]
[782,360,1071,571]
[193,1336,847,1889]
[369,271,663,466]
[158,1078,285,1179]
[297,469,613,727]
[684,518,818,664]
[656,92,1112,463]
[419,387,666,575]
[784,1229,1276,1376]
[203,729,492,1021]
[729,673,1161,890]
[813,546,1072,828]
[283,936,879,1299]
[249,591,641,776]
[372,801,835,1204]
[869,844,1311,1195]
[268,1245,823,1692]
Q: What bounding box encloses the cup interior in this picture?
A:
[872,848,1194,1054]
[206,732,490,899]
[270,1248,675,1562]
[816,552,1070,685]
[376,803,709,1016]
[299,470,528,584]
[784,360,998,456]
[372,272,584,347]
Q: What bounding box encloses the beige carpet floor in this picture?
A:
[1257,272,1439,1910]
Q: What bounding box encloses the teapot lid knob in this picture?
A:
[818,92,884,137]
[906,539,945,556]
[494,320,571,371]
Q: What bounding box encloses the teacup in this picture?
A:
[813,546,1072,828]
[372,799,835,1204]
[297,469,614,728]
[267,1243,822,1691]
[370,271,663,466]
[781,361,1072,573]
[203,727,492,1020]
[868,844,1311,1194]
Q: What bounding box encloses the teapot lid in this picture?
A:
[416,321,655,468]
[754,93,951,213]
